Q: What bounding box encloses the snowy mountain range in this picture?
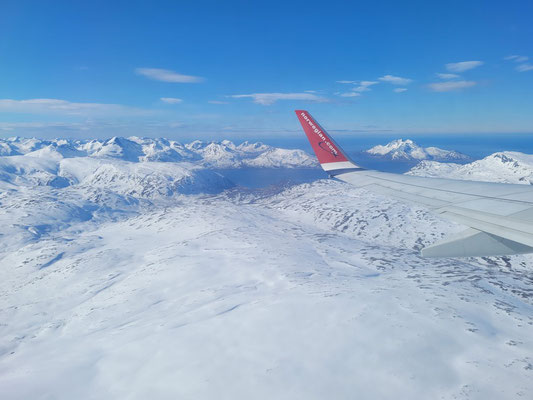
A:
[0,136,317,169]
[1,137,533,399]
[366,139,471,162]
[408,151,533,185]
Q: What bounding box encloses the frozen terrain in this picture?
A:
[0,139,532,399]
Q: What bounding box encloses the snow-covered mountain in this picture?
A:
[0,155,234,196]
[408,151,533,184]
[0,136,317,169]
[1,139,533,399]
[183,139,316,168]
[367,139,471,162]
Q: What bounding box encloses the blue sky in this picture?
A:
[1,0,533,140]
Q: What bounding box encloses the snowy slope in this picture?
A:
[241,148,317,168]
[408,151,533,184]
[0,155,233,195]
[367,139,471,162]
[0,141,532,399]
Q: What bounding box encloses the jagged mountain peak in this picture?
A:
[367,139,471,162]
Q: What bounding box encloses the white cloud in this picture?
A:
[516,63,533,72]
[0,121,86,131]
[338,92,361,97]
[336,80,379,95]
[428,80,476,92]
[503,55,532,72]
[436,73,460,80]
[505,55,529,63]
[229,92,328,105]
[393,88,407,93]
[445,61,483,72]
[0,98,150,116]
[160,97,183,104]
[353,81,379,92]
[208,100,228,104]
[378,75,412,85]
[166,122,184,128]
[360,81,378,87]
[135,68,204,83]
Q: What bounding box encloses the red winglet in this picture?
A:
[295,110,349,164]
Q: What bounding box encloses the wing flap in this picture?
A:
[422,228,533,258]
[439,207,533,248]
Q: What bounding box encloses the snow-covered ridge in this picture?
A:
[0,136,317,168]
[407,151,533,185]
[0,155,234,196]
[367,139,470,162]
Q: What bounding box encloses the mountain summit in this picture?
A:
[366,139,470,162]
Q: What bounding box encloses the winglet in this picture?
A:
[295,110,363,174]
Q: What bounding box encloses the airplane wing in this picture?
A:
[295,110,533,258]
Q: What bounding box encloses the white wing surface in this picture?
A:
[296,110,533,257]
